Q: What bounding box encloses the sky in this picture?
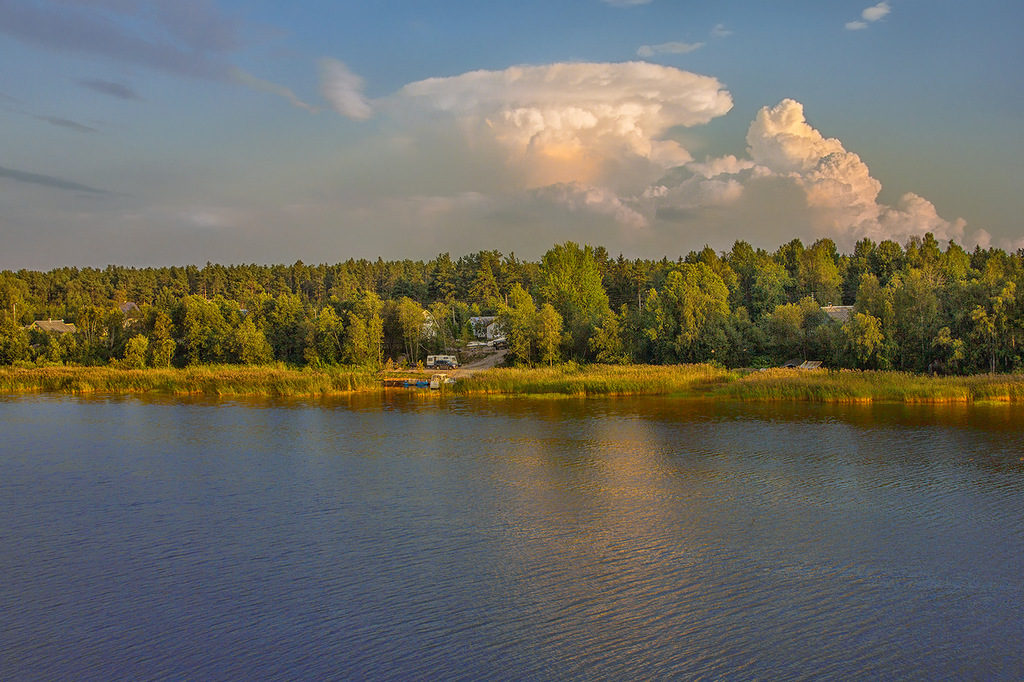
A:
[1,0,1022,269]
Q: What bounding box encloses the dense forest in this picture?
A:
[1,234,1021,375]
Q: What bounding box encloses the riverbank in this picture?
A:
[3,364,1024,402]
[709,368,1024,403]
[0,365,380,396]
[450,363,732,397]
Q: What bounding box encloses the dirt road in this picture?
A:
[453,349,507,376]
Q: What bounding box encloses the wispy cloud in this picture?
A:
[319,59,372,120]
[711,23,733,38]
[637,41,705,58]
[0,0,235,79]
[0,0,310,109]
[232,69,318,112]
[78,78,144,101]
[601,0,652,6]
[34,114,99,133]
[0,165,106,194]
[846,2,891,30]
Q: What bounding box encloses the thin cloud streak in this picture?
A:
[637,41,705,58]
[78,78,144,101]
[0,0,232,80]
[0,165,107,194]
[232,69,319,112]
[0,0,308,109]
[34,114,99,133]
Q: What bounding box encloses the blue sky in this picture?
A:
[1,0,1021,268]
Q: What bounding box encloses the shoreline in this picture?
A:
[3,364,1024,403]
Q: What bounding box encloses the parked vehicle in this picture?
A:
[426,354,459,369]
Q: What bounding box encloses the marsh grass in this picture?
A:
[453,363,735,397]
[716,368,1024,403]
[0,365,380,396]
[4,363,1024,402]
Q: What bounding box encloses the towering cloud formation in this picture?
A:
[647,99,966,247]
[392,62,733,188]
[320,61,968,253]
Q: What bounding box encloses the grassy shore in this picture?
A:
[0,365,380,397]
[713,368,1024,403]
[451,363,733,397]
[3,363,1024,402]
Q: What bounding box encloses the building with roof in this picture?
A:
[821,305,854,324]
[27,319,77,334]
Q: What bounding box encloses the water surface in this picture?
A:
[1,394,1022,680]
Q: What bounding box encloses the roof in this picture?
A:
[821,305,854,324]
[781,359,822,369]
[30,319,77,334]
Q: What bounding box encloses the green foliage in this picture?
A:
[497,283,537,365]
[844,312,884,368]
[180,295,231,365]
[229,317,274,365]
[536,303,563,367]
[259,292,308,364]
[763,297,826,362]
[588,308,628,365]
[0,312,28,364]
[539,242,611,358]
[121,334,150,369]
[3,233,1024,377]
[798,238,843,305]
[653,263,730,363]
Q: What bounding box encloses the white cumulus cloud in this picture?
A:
[640,98,970,249]
[391,61,732,189]
[862,2,891,22]
[847,2,890,30]
[311,63,973,255]
[533,182,648,229]
[687,155,755,179]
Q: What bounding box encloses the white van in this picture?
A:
[426,355,459,369]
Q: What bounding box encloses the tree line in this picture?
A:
[1,234,1021,374]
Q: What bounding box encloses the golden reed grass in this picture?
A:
[3,363,1024,402]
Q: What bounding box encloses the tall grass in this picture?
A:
[452,363,735,397]
[0,365,380,396]
[5,363,1024,403]
[716,368,1024,403]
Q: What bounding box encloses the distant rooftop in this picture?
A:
[821,305,854,324]
[29,319,77,334]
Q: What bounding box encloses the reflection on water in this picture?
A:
[1,394,1022,680]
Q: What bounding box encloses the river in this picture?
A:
[1,394,1022,680]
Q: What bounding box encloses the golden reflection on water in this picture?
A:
[3,393,1023,678]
